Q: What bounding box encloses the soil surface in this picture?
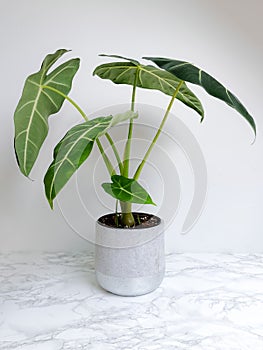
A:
[98,212,161,229]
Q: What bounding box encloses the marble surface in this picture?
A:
[1,252,263,350]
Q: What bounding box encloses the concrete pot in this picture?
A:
[95,213,165,296]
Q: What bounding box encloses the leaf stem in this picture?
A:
[105,133,124,174]
[42,85,88,121]
[120,201,134,226]
[96,139,116,176]
[131,67,139,112]
[120,67,140,227]
[122,66,140,177]
[114,200,119,226]
[133,80,184,180]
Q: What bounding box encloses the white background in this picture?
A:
[0,0,262,252]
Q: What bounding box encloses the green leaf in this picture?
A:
[93,61,204,118]
[102,175,156,205]
[99,54,140,66]
[144,57,256,136]
[14,49,80,176]
[44,111,137,208]
[108,110,138,128]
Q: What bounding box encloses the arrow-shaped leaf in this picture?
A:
[143,57,256,135]
[14,49,80,176]
[102,175,156,205]
[93,60,204,118]
[44,111,137,208]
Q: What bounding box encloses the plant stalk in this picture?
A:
[42,85,88,121]
[120,202,134,227]
[122,66,140,177]
[133,80,184,180]
[121,66,140,226]
[105,133,123,174]
[96,139,116,176]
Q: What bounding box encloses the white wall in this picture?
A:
[0,0,262,252]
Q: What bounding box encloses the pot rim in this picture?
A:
[96,212,162,230]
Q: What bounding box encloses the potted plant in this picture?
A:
[14,49,256,296]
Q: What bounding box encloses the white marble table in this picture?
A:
[1,252,263,350]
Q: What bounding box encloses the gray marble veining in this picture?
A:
[0,252,263,349]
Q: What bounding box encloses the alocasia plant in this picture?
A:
[14,49,256,227]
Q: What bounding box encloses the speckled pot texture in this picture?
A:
[95,213,165,296]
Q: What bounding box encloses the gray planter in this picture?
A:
[95,213,165,296]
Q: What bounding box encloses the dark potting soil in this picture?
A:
[98,212,161,229]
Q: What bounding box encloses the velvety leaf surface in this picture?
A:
[94,61,204,118]
[144,57,256,135]
[102,175,156,205]
[14,49,80,176]
[44,111,137,208]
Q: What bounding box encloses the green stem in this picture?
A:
[122,66,140,177]
[105,133,124,174]
[114,200,119,226]
[96,139,116,176]
[120,67,140,227]
[131,67,139,112]
[115,199,119,213]
[133,80,184,180]
[42,85,88,121]
[120,202,134,226]
[42,85,115,177]
[122,119,134,177]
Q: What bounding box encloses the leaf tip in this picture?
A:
[19,166,34,181]
[101,182,107,189]
[147,196,156,206]
[252,123,257,140]
[48,199,54,210]
[92,66,99,76]
[251,133,256,145]
[247,118,256,144]
[61,49,72,54]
